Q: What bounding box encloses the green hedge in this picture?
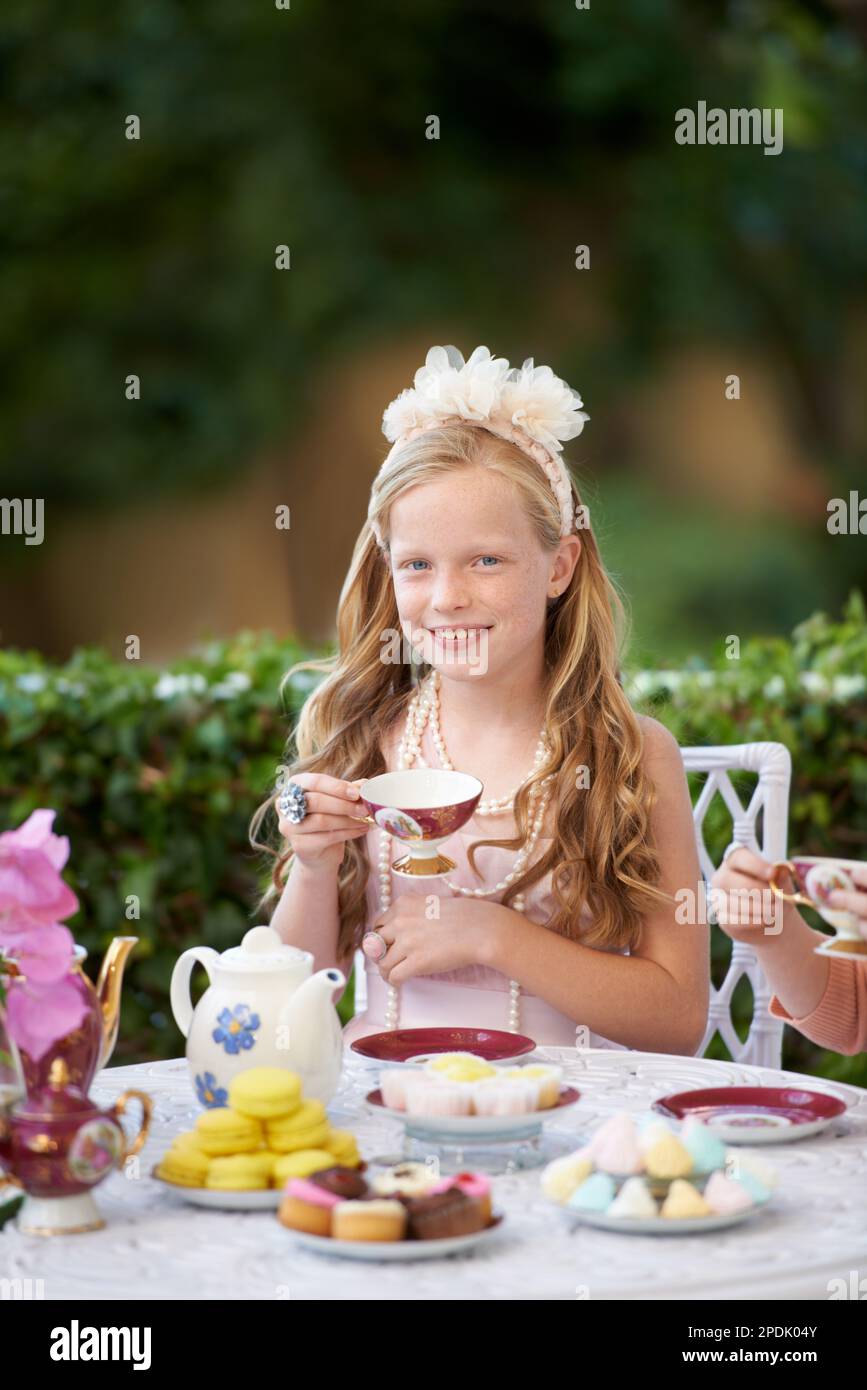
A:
[1,593,865,1086]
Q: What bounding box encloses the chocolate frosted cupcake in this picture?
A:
[309,1166,370,1200]
[403,1187,487,1240]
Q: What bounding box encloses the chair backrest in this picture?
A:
[681,741,792,1069]
[354,740,793,1070]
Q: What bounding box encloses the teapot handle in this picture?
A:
[170,947,220,1038]
[112,1089,153,1164]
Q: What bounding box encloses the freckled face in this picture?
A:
[387,468,554,682]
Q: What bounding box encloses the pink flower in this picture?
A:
[0,809,79,928]
[7,923,75,984]
[4,973,88,1062]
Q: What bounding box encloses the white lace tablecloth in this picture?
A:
[2,1048,865,1301]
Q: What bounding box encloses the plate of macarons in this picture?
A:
[367,1050,579,1139]
[152,1066,365,1211]
[278,1161,504,1260]
[542,1109,777,1235]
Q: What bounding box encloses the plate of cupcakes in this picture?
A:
[367,1051,579,1139]
[278,1161,503,1260]
[541,1110,777,1235]
[152,1066,365,1210]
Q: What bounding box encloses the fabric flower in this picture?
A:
[499,359,589,454]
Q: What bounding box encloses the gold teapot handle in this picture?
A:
[112,1089,153,1163]
[768,861,814,909]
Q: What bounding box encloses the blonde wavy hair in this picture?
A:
[249,422,669,962]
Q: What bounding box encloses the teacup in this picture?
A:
[769,856,867,956]
[358,768,483,877]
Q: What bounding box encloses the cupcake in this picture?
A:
[428,1171,493,1224]
[403,1188,487,1240]
[502,1064,562,1108]
[332,1199,407,1243]
[279,1177,342,1236]
[371,1162,440,1198]
[472,1078,538,1116]
[404,1078,473,1116]
[424,1053,497,1082]
[308,1166,370,1200]
[380,1067,414,1111]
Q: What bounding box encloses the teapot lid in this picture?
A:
[219,925,311,972]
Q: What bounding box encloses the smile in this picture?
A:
[426,627,492,641]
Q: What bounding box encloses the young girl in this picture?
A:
[712,849,867,1055]
[250,345,709,1053]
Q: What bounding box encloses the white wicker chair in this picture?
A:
[354,740,792,1070]
[682,741,792,1069]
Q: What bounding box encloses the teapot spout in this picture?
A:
[96,937,138,1071]
[279,968,345,1094]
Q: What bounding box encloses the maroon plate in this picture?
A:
[653,1086,846,1128]
[367,1084,580,1113]
[350,1027,536,1063]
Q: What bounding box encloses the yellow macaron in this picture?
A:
[205,1154,270,1191]
[322,1128,362,1167]
[228,1067,303,1120]
[265,1099,330,1153]
[195,1107,264,1155]
[170,1130,210,1156]
[157,1147,211,1188]
[272,1149,338,1185]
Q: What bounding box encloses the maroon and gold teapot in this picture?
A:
[0,1057,151,1235]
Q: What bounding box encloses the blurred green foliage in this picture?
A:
[1,594,865,1085]
[1,0,864,510]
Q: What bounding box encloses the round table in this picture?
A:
[2,1047,865,1300]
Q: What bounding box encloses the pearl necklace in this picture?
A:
[376,671,554,1033]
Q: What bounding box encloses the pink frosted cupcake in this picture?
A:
[404,1077,474,1117]
[471,1078,538,1116]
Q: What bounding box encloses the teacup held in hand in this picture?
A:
[769,856,867,956]
[358,768,483,877]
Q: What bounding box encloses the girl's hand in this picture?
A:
[371,895,506,985]
[275,773,371,873]
[827,864,867,934]
[709,848,789,943]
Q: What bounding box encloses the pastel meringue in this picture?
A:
[567,1171,616,1213]
[644,1132,694,1180]
[607,1177,658,1219]
[703,1169,754,1215]
[660,1179,712,1219]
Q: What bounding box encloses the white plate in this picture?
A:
[284,1215,504,1260]
[366,1087,580,1140]
[556,1196,771,1235]
[151,1168,280,1210]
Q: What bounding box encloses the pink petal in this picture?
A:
[0,844,78,922]
[5,977,89,1062]
[14,923,75,984]
[0,809,70,870]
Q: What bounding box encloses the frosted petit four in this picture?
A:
[567,1172,616,1213]
[592,1112,644,1176]
[540,1153,594,1204]
[660,1179,712,1219]
[703,1169,754,1215]
[607,1177,658,1219]
[644,1132,694,1180]
[681,1115,728,1172]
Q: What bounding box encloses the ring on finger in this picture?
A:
[362,929,388,962]
[277,781,308,824]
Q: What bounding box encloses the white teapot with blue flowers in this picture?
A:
[170,926,346,1108]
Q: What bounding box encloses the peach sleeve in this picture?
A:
[768,956,867,1056]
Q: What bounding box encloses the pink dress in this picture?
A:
[342,719,632,1051]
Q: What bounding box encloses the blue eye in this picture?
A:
[478,556,500,567]
[403,560,429,571]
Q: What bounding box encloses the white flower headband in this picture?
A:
[370,345,589,544]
